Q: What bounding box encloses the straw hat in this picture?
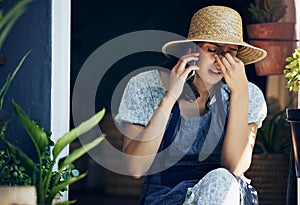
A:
[162,5,267,65]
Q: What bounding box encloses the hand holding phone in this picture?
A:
[186,65,195,81]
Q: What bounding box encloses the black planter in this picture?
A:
[286,108,300,177]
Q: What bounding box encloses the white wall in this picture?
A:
[51,0,71,201]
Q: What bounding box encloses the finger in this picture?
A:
[187,65,201,80]
[219,55,232,70]
[223,53,245,69]
[214,54,226,73]
[233,56,244,65]
[182,65,199,80]
[174,55,199,72]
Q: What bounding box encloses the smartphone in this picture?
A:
[186,44,197,81]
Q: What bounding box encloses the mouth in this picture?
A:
[208,68,222,76]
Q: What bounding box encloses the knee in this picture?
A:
[201,168,239,188]
[205,168,236,179]
[184,168,240,205]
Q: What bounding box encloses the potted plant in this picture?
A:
[0,48,106,205]
[247,0,296,76]
[245,105,295,205]
[0,52,106,205]
[0,0,36,204]
[0,1,107,204]
[0,99,105,205]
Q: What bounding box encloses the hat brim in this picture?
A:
[162,39,267,65]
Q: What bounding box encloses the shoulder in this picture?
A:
[124,69,165,101]
[247,82,266,105]
[115,69,165,127]
[247,82,267,127]
[128,69,162,87]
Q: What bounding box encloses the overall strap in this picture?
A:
[139,102,181,205]
[161,102,180,149]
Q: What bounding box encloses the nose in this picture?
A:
[216,49,226,56]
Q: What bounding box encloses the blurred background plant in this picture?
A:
[253,95,292,155]
[248,0,287,23]
[283,48,300,92]
[253,108,291,154]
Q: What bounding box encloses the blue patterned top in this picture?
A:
[114,69,267,204]
[115,69,267,128]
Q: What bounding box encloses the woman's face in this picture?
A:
[195,42,239,86]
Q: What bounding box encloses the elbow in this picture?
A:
[126,158,151,179]
[221,164,245,177]
[128,165,147,179]
[221,158,251,177]
[127,162,145,179]
[131,173,144,179]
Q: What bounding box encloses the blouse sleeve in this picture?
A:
[248,82,267,128]
[114,70,165,128]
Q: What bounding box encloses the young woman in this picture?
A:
[115,5,267,205]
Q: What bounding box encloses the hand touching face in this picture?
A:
[214,52,248,93]
[195,43,247,92]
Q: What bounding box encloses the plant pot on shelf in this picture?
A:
[246,22,296,76]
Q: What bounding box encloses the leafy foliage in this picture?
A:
[248,0,287,23]
[0,149,32,186]
[0,0,32,47]
[284,48,300,92]
[0,100,105,204]
[0,1,106,204]
[254,110,291,154]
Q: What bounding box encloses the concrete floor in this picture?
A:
[70,190,139,205]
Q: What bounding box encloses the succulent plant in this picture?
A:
[248,0,287,23]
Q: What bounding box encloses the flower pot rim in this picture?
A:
[286,108,300,121]
[247,22,296,27]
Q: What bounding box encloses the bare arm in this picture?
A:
[215,53,257,176]
[122,53,200,178]
[221,90,257,176]
[122,93,175,178]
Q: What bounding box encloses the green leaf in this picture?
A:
[54,200,77,205]
[0,8,25,47]
[72,169,79,177]
[12,100,49,158]
[0,119,10,139]
[48,173,87,203]
[0,50,31,109]
[52,109,105,160]
[58,135,105,170]
[0,0,31,46]
[286,57,294,63]
[0,138,34,175]
[0,0,31,29]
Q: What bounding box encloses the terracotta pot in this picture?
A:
[246,22,296,76]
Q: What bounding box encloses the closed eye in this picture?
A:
[208,48,217,53]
